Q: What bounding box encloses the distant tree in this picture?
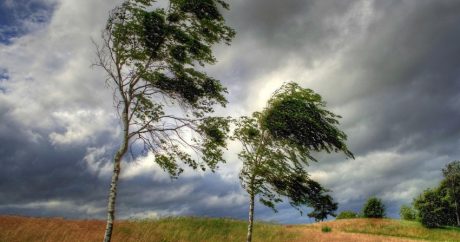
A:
[413,181,457,228]
[399,204,416,221]
[93,0,235,241]
[413,187,455,228]
[442,160,460,226]
[336,210,358,219]
[232,82,353,242]
[411,161,460,228]
[307,189,339,222]
[362,197,385,218]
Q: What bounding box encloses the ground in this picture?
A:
[0,216,459,241]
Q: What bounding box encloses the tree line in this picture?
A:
[400,161,460,228]
[335,196,386,219]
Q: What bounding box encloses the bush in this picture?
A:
[336,210,358,219]
[321,226,332,233]
[362,197,385,218]
[399,204,416,221]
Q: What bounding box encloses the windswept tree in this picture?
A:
[232,82,353,242]
[93,0,235,241]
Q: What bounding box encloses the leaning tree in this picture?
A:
[232,82,353,242]
[93,0,235,241]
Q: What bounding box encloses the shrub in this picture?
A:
[321,226,332,233]
[362,197,385,218]
[336,210,358,219]
[399,204,416,221]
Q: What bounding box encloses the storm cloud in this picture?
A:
[1,0,460,223]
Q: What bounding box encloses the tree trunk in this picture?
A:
[246,192,255,242]
[103,108,129,242]
[102,146,126,242]
[455,199,460,227]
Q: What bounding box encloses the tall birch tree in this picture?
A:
[93,1,235,241]
[233,82,353,242]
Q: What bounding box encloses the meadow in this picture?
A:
[1,216,460,242]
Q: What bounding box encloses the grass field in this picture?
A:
[0,216,295,242]
[1,215,460,242]
[304,218,460,242]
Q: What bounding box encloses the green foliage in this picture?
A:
[232,82,352,222]
[411,161,460,228]
[399,204,417,221]
[362,197,385,218]
[321,226,332,233]
[336,210,358,219]
[306,192,338,222]
[443,160,460,226]
[260,82,354,160]
[97,0,235,176]
[413,186,456,228]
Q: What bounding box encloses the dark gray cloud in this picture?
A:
[214,0,360,104]
[304,0,460,218]
[1,0,460,224]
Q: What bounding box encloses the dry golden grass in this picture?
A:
[285,226,418,242]
[0,216,296,242]
[1,216,459,242]
[299,218,460,241]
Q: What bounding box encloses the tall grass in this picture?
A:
[0,216,298,242]
[2,216,460,242]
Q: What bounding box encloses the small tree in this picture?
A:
[94,1,235,241]
[336,210,358,219]
[442,160,460,226]
[399,204,416,221]
[307,190,338,222]
[233,82,353,242]
[362,197,385,218]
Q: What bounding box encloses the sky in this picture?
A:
[1,0,460,224]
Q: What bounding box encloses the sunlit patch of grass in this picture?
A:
[313,218,460,241]
[123,217,299,242]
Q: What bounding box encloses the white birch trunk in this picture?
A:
[103,107,129,242]
[246,192,255,242]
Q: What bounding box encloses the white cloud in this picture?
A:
[0,0,119,132]
[83,145,113,178]
[203,192,246,208]
[49,109,116,145]
[121,152,171,181]
[310,149,448,204]
[0,199,105,216]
